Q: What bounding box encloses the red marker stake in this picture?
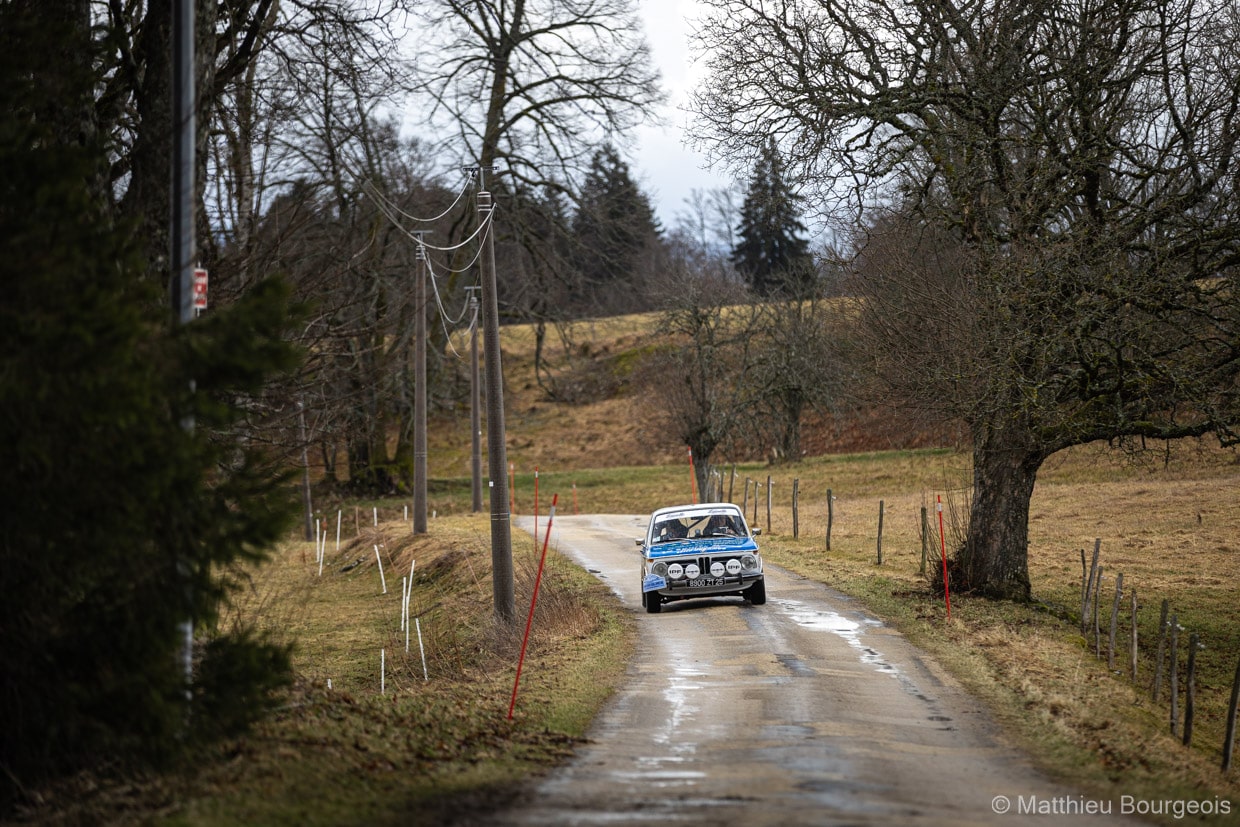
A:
[534,467,539,547]
[509,494,558,720]
[937,495,952,620]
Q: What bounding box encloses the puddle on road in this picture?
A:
[776,598,896,675]
[655,639,707,755]
[776,598,953,725]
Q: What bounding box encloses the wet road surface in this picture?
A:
[487,514,1140,826]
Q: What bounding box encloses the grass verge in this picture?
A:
[10,514,633,826]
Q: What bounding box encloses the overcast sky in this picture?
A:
[633,0,735,230]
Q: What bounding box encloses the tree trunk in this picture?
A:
[778,393,804,464]
[958,429,1043,600]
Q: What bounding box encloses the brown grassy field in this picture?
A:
[21,312,1240,824]
[440,315,1240,815]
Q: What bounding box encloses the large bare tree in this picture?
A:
[415,0,662,191]
[692,0,1240,599]
[413,0,665,342]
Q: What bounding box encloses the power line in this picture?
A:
[360,173,474,224]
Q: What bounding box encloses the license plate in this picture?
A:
[688,577,726,588]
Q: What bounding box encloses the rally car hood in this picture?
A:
[645,536,759,559]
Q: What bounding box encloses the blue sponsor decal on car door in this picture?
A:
[643,573,667,593]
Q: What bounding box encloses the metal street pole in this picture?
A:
[477,184,514,622]
[466,285,483,513]
[171,0,196,704]
[413,233,428,534]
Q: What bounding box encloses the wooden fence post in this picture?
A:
[792,478,800,539]
[1184,633,1199,747]
[1130,589,1139,684]
[1108,573,1124,671]
[920,506,928,576]
[765,475,772,533]
[826,488,834,551]
[1153,599,1170,702]
[1222,651,1240,770]
[1079,549,1087,628]
[1093,567,1104,658]
[1082,540,1100,634]
[728,464,736,503]
[1170,614,1180,736]
[876,500,885,565]
[742,477,750,515]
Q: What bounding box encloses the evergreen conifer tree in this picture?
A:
[731,139,814,296]
[0,11,301,805]
[571,145,662,315]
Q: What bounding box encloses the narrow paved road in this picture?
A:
[491,514,1140,826]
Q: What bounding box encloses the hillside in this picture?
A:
[429,309,958,480]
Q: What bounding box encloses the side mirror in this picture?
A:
[752,527,763,536]
[635,538,644,547]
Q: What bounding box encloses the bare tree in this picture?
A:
[674,186,741,273]
[750,294,847,464]
[651,273,763,496]
[415,0,662,192]
[693,0,1240,599]
[86,0,412,284]
[413,0,665,344]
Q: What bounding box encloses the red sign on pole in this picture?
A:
[192,268,208,311]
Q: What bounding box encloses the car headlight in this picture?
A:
[667,563,684,580]
[741,554,759,573]
[652,562,668,578]
[725,558,742,575]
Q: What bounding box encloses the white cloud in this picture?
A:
[633,0,735,228]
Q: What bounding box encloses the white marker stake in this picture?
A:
[416,619,428,682]
[374,544,387,594]
[405,560,414,651]
[400,576,407,631]
[335,510,341,551]
[404,505,408,522]
[380,648,385,695]
[373,506,377,526]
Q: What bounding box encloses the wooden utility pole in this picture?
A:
[172,0,196,706]
[467,286,483,513]
[298,401,314,541]
[477,176,514,622]
[412,234,428,535]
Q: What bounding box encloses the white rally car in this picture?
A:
[637,503,765,614]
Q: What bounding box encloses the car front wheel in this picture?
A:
[645,591,662,614]
[746,579,766,605]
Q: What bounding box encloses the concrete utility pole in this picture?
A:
[412,233,429,534]
[171,0,196,703]
[466,285,483,513]
[476,174,514,622]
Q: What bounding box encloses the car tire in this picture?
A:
[746,579,766,605]
[646,592,662,614]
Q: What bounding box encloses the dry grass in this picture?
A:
[295,310,1240,817]
[24,310,1240,823]
[746,441,1240,811]
[10,515,634,826]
